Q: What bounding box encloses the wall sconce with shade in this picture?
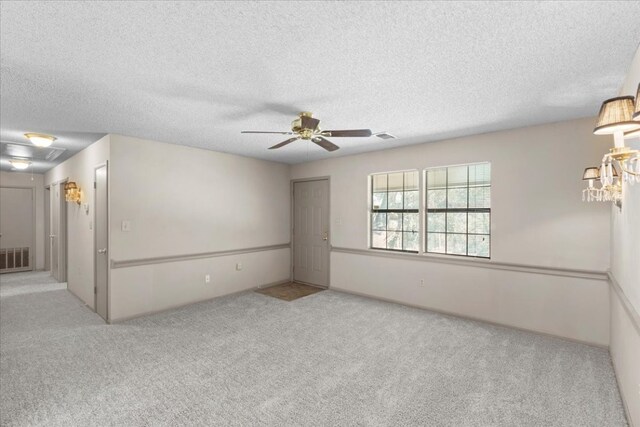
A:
[64,182,82,205]
[585,85,640,209]
[582,165,621,205]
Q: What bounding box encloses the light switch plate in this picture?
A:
[121,220,131,232]
[236,263,242,271]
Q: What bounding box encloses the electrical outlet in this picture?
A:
[236,263,242,271]
[205,274,211,284]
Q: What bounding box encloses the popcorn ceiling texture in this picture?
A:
[1,1,640,170]
[0,271,627,426]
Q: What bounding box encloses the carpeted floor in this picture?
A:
[0,271,627,426]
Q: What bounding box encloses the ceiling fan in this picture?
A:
[241,112,376,152]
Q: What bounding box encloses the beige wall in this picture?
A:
[44,135,110,307]
[0,171,45,270]
[610,45,640,427]
[108,135,291,321]
[292,117,612,345]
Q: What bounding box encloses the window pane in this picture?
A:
[372,212,386,231]
[387,231,402,250]
[388,173,404,191]
[447,234,467,255]
[403,232,419,252]
[387,212,402,231]
[373,174,387,192]
[372,192,387,210]
[404,171,419,190]
[404,190,419,210]
[468,212,490,234]
[427,233,446,253]
[469,163,490,186]
[427,212,445,232]
[447,188,467,208]
[468,235,490,257]
[427,168,447,189]
[469,186,490,209]
[446,212,467,233]
[427,189,446,209]
[388,191,403,209]
[403,213,419,232]
[447,165,468,188]
[372,230,386,249]
[425,163,491,259]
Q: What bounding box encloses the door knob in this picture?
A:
[97,248,107,254]
[322,232,328,241]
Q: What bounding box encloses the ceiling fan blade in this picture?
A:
[269,137,299,150]
[300,116,320,130]
[323,129,372,137]
[241,131,294,135]
[312,136,340,152]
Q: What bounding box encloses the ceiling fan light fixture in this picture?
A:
[24,132,57,148]
[9,158,31,170]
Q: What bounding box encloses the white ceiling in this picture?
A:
[2,1,640,172]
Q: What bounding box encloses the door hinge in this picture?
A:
[94,286,97,294]
[94,182,97,189]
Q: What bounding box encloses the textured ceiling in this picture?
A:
[2,1,640,171]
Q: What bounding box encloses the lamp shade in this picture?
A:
[582,167,600,180]
[593,96,640,135]
[634,83,640,120]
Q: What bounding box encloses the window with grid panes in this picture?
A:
[425,163,491,258]
[370,171,419,252]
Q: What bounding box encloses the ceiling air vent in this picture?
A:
[374,132,397,140]
[1,141,66,161]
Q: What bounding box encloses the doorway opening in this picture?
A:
[0,186,35,273]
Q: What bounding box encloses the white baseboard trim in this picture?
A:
[330,286,608,349]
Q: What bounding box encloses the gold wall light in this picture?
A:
[64,181,82,205]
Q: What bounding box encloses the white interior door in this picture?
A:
[44,187,50,271]
[58,182,67,282]
[293,179,330,287]
[50,184,59,279]
[95,165,108,320]
[49,182,67,282]
[0,187,34,272]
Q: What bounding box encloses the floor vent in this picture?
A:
[0,247,31,273]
